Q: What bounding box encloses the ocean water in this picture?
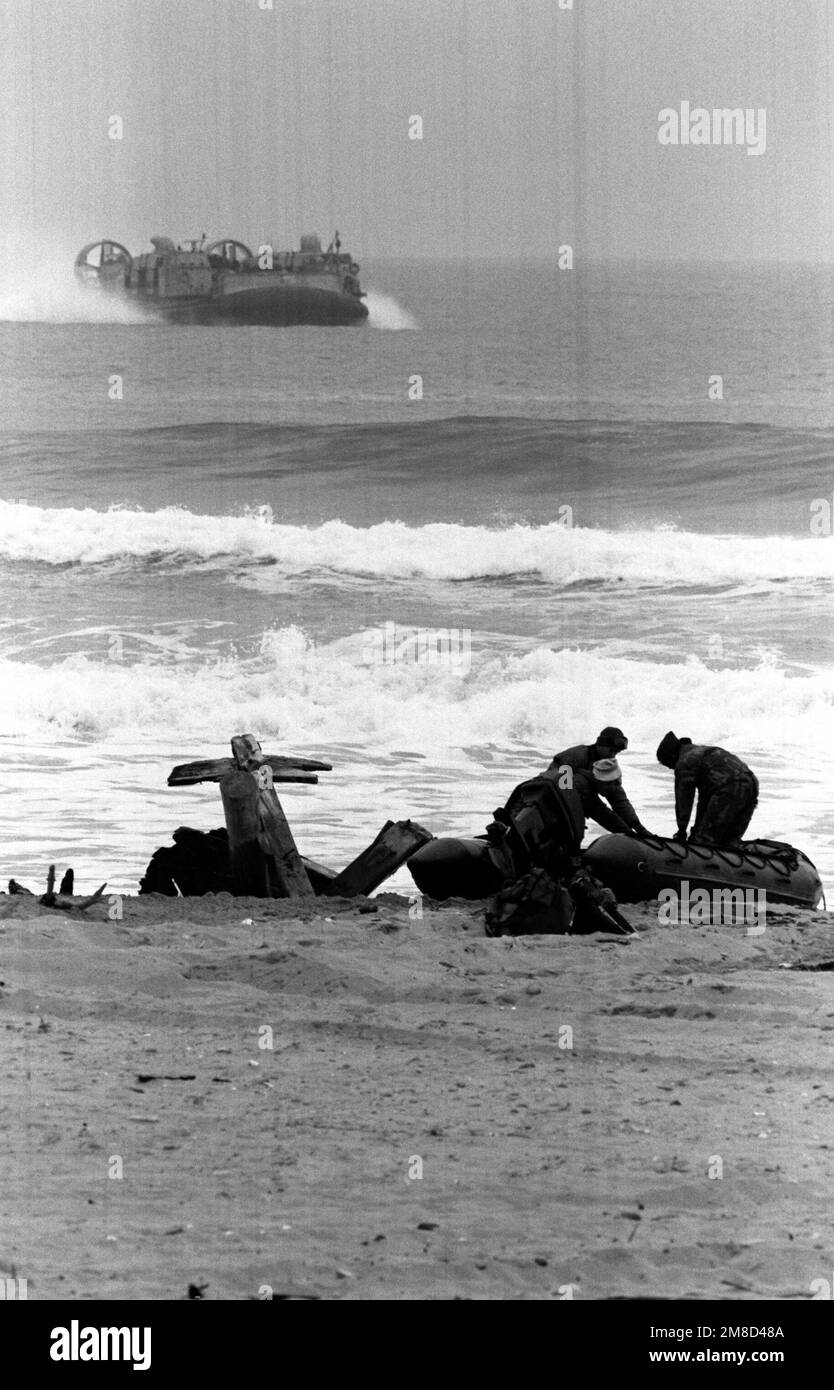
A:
[0,259,832,896]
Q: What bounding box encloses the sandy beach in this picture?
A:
[3,890,833,1301]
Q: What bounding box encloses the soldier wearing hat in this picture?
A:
[546,728,652,836]
[656,731,759,846]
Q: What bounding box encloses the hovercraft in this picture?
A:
[582,832,824,910]
[74,232,368,326]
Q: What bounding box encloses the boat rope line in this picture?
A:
[635,833,804,879]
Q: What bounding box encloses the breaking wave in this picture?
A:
[1,627,830,755]
[0,501,832,591]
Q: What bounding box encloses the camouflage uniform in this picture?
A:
[547,743,641,835]
[675,745,759,845]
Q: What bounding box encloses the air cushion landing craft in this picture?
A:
[74,232,368,325]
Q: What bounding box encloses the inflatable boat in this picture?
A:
[582,832,824,910]
[407,835,507,900]
[408,813,824,914]
[408,774,586,902]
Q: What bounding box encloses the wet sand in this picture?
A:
[2,891,833,1300]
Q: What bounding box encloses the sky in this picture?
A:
[1,0,832,262]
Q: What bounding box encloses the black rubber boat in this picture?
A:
[407,775,635,935]
[582,832,823,909]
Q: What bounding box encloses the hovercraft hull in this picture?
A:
[74,235,370,326]
[146,284,367,326]
[582,833,823,909]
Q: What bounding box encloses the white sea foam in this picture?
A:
[0,628,829,755]
[0,501,832,590]
[3,629,831,891]
[0,257,150,324]
[365,290,419,330]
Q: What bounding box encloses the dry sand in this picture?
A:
[2,890,833,1301]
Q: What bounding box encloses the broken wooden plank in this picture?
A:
[256,789,314,898]
[72,883,108,911]
[168,758,232,785]
[168,733,331,786]
[168,757,326,787]
[300,856,338,895]
[43,884,108,912]
[269,754,333,772]
[330,820,434,897]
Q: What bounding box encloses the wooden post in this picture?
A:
[219,768,269,896]
[256,781,315,898]
[216,735,314,898]
[166,733,328,899]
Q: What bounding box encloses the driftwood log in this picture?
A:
[169,734,319,899]
[7,865,108,911]
[168,751,331,787]
[330,820,433,896]
[158,734,434,901]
